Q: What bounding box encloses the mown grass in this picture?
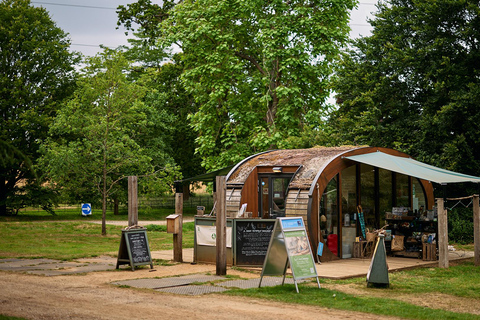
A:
[226,280,479,320]
[226,259,480,320]
[0,315,25,320]
[0,206,200,222]
[0,221,195,260]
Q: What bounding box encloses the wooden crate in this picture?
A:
[422,243,437,261]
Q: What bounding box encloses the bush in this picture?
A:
[448,207,474,244]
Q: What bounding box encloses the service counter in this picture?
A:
[194,216,276,266]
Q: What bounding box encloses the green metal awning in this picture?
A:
[345,151,480,184]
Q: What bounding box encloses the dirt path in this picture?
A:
[0,264,402,320]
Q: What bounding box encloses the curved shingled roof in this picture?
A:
[227,146,356,189]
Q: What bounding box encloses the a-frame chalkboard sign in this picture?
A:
[259,217,320,293]
[116,227,153,271]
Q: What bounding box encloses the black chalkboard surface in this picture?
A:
[116,228,153,271]
[235,220,275,266]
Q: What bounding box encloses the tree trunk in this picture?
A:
[102,162,107,236]
[0,174,6,216]
[114,198,119,215]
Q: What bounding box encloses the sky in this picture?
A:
[31,0,379,58]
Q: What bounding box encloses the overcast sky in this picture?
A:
[31,0,378,57]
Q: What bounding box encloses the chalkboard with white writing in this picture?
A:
[116,228,153,271]
[235,220,275,266]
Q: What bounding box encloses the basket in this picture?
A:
[391,235,405,252]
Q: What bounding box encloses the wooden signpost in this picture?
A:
[259,217,320,293]
[116,227,153,271]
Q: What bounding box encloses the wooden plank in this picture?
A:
[216,176,227,275]
[174,192,183,262]
[437,198,448,268]
[474,195,480,266]
[128,176,138,227]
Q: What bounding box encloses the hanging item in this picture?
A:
[357,205,366,239]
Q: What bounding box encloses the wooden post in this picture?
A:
[174,191,183,262]
[128,176,138,227]
[474,194,480,266]
[437,198,449,268]
[216,176,227,275]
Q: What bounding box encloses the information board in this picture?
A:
[234,220,275,266]
[116,228,153,271]
[259,217,320,293]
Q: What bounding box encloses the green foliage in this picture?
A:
[117,2,205,179]
[137,55,204,179]
[332,0,480,178]
[448,207,474,244]
[41,49,180,234]
[160,0,357,170]
[0,0,79,215]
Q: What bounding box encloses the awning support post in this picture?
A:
[437,197,448,268]
[474,194,480,266]
[174,182,183,263]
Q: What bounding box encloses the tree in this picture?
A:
[139,54,204,179]
[0,0,79,215]
[117,1,205,179]
[159,0,357,171]
[332,0,480,177]
[42,49,178,235]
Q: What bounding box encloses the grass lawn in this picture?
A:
[0,221,195,260]
[226,259,480,320]
[1,219,479,320]
[0,206,200,222]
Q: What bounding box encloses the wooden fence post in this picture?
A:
[128,176,138,227]
[216,176,227,275]
[437,198,449,268]
[474,194,480,266]
[174,191,183,263]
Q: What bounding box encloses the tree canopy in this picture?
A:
[41,49,179,234]
[332,0,480,177]
[0,0,79,215]
[159,0,357,171]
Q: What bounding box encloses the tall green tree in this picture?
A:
[160,0,357,171]
[332,0,480,176]
[117,1,204,179]
[139,55,203,179]
[42,49,178,235]
[0,0,79,215]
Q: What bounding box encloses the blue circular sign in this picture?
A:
[81,203,92,216]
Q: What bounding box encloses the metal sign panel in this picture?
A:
[81,203,92,216]
[259,217,320,293]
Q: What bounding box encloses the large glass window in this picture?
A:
[412,178,426,212]
[320,176,338,256]
[341,165,357,217]
[379,168,393,225]
[341,166,357,258]
[360,164,375,231]
[396,173,410,207]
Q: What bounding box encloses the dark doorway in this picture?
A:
[259,174,293,219]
